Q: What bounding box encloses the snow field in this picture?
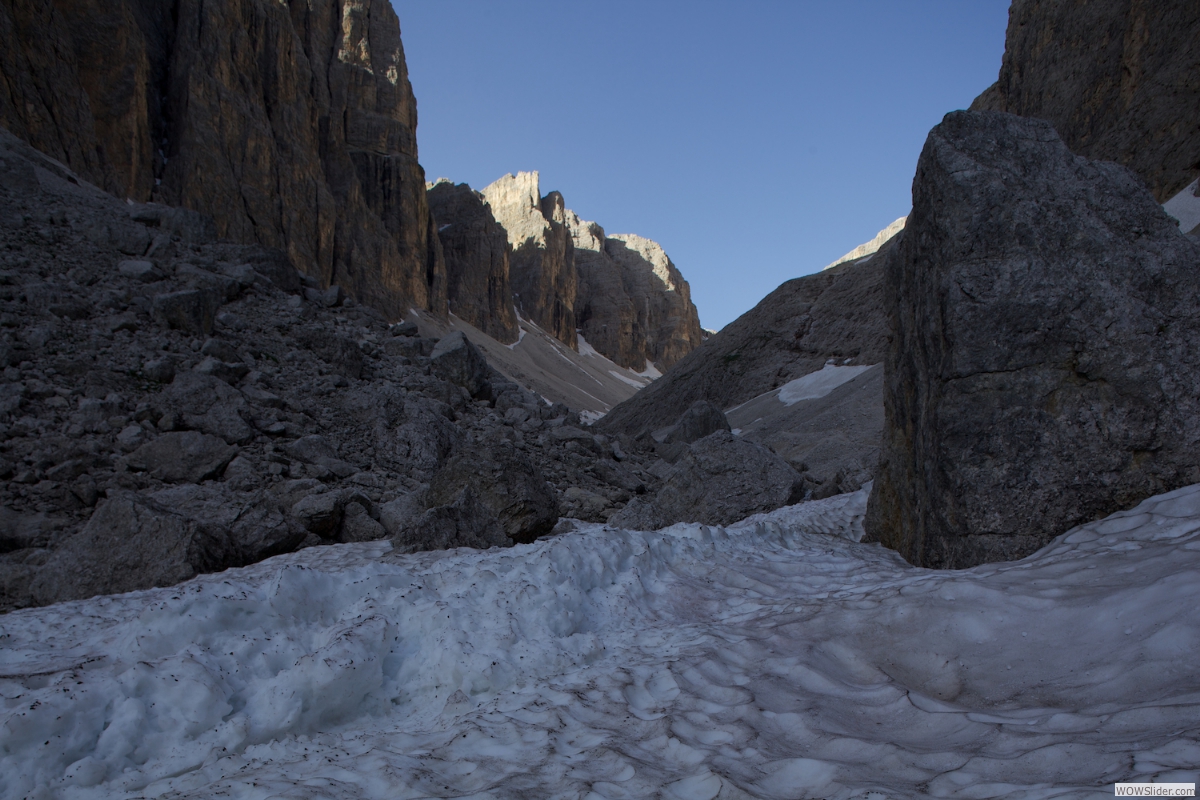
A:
[1,486,1199,798]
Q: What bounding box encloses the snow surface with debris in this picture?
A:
[3,485,1200,799]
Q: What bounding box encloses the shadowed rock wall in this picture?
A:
[427,180,519,343]
[0,0,446,318]
[971,0,1200,202]
[864,111,1200,569]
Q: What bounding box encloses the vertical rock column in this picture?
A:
[864,110,1200,569]
[481,172,577,347]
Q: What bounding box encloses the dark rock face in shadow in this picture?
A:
[0,0,446,319]
[865,110,1200,569]
[427,181,519,343]
[971,0,1200,202]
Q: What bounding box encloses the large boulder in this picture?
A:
[127,431,238,483]
[610,431,805,529]
[429,331,490,398]
[393,487,511,553]
[425,441,559,543]
[865,110,1200,569]
[31,491,237,605]
[163,372,254,445]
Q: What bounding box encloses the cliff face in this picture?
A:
[427,180,519,343]
[0,0,446,318]
[569,213,702,372]
[471,171,702,371]
[971,0,1200,202]
[480,172,577,348]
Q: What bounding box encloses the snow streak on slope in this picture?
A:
[3,487,1200,798]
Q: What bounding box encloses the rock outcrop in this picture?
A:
[452,172,703,372]
[481,172,577,348]
[0,0,447,319]
[0,127,680,612]
[610,431,805,530]
[865,111,1200,569]
[970,0,1200,202]
[570,213,703,371]
[426,181,519,343]
[598,249,890,436]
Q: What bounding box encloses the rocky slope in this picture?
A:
[971,0,1200,202]
[0,0,447,319]
[0,128,680,612]
[865,110,1200,569]
[597,247,890,437]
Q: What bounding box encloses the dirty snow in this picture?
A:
[3,485,1200,798]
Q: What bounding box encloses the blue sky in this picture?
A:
[395,1,1011,331]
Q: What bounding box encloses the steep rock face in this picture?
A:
[971,0,1200,202]
[427,181,519,343]
[864,111,1200,569]
[569,212,703,371]
[598,250,889,436]
[0,0,446,318]
[481,172,576,348]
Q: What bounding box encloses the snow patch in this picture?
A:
[609,369,650,389]
[1164,178,1200,235]
[579,409,605,426]
[636,361,663,380]
[777,363,874,405]
[575,332,600,357]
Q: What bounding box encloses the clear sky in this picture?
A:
[394,1,1011,331]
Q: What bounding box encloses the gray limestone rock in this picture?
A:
[568,212,703,372]
[661,400,730,446]
[481,172,577,348]
[425,441,559,544]
[31,491,237,605]
[430,331,490,398]
[127,431,238,483]
[610,431,805,529]
[153,287,223,335]
[164,372,254,445]
[427,181,520,343]
[865,110,1200,569]
[393,487,511,553]
[970,0,1200,203]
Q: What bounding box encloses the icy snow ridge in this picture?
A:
[3,486,1200,798]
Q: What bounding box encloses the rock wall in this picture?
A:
[0,0,446,319]
[427,181,519,343]
[971,0,1200,202]
[481,172,577,348]
[864,110,1200,569]
[569,212,703,372]
[456,171,702,371]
